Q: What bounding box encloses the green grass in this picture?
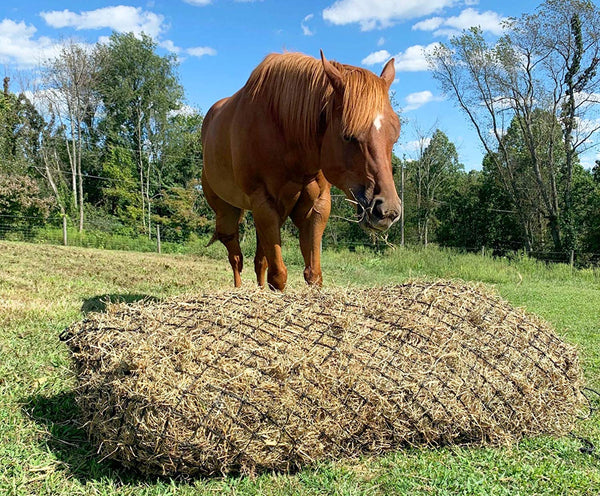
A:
[1,240,599,495]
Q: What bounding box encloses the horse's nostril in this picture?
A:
[370,197,385,219]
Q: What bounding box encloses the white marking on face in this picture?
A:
[373,113,383,131]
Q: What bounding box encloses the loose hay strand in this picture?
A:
[63,281,586,477]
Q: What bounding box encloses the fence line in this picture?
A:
[0,217,599,268]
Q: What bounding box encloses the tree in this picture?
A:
[0,77,45,175]
[482,111,569,250]
[153,181,209,242]
[97,32,183,237]
[160,110,203,187]
[568,164,598,251]
[407,129,462,245]
[429,0,600,252]
[0,172,54,238]
[100,146,142,233]
[41,41,102,231]
[585,162,600,252]
[435,170,487,250]
[39,118,73,244]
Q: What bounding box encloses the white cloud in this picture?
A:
[580,156,599,170]
[404,90,444,111]
[402,137,431,152]
[186,46,217,57]
[1,8,215,70]
[322,0,457,31]
[364,44,439,72]
[393,43,440,72]
[489,95,513,111]
[413,8,506,37]
[575,116,600,138]
[0,19,59,67]
[444,8,506,35]
[25,87,76,117]
[488,126,508,138]
[160,39,181,54]
[412,17,444,31]
[377,37,385,46]
[431,28,462,37]
[301,14,315,36]
[361,49,391,66]
[40,6,165,38]
[168,104,202,118]
[573,91,600,108]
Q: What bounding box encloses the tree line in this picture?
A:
[1,32,206,244]
[1,0,599,259]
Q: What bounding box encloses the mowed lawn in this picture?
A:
[1,240,599,495]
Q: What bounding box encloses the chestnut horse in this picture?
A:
[201,51,401,290]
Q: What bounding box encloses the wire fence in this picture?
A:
[1,214,600,269]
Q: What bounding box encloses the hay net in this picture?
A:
[63,280,585,476]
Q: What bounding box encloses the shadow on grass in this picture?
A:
[81,294,159,314]
[23,391,307,485]
[23,391,150,484]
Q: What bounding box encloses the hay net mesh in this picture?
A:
[64,280,585,476]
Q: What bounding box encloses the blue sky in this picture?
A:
[3,0,587,170]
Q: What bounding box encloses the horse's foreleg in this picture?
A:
[254,231,268,287]
[291,176,331,286]
[251,196,287,291]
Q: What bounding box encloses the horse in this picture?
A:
[201,50,401,290]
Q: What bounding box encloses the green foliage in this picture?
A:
[97,32,183,147]
[95,32,186,235]
[154,182,211,242]
[407,129,463,245]
[96,31,183,172]
[429,0,600,253]
[161,112,203,186]
[0,88,45,174]
[0,172,54,231]
[100,147,142,231]
[579,164,600,252]
[565,163,598,249]
[435,170,486,250]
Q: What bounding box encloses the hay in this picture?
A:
[63,280,585,477]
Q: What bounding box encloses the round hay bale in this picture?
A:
[63,280,585,476]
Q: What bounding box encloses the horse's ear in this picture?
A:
[380,58,395,88]
[320,50,344,95]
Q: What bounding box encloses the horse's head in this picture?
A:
[319,51,401,232]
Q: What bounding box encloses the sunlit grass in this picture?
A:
[0,240,598,495]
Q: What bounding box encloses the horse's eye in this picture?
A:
[342,134,357,143]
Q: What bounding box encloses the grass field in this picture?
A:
[1,239,599,495]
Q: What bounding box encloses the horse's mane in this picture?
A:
[244,52,388,144]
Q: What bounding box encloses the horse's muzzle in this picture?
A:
[357,196,401,232]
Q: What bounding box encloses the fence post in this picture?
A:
[400,161,405,247]
[481,246,485,257]
[62,214,68,246]
[156,224,161,254]
[570,250,574,271]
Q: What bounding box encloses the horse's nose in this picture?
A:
[370,196,401,226]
